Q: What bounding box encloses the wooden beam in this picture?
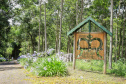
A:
[73,33,76,69]
[103,32,107,74]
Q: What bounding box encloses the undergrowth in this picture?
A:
[67,59,126,77]
[19,55,68,77]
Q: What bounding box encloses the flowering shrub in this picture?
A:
[26,57,68,77]
[18,48,55,61]
[32,57,68,77]
[18,49,68,77]
[0,57,6,62]
[47,48,55,56]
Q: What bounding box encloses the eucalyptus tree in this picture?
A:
[109,0,113,69]
[121,0,126,58]
[43,0,48,53]
[38,0,42,52]
[58,0,64,54]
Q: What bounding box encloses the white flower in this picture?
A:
[37,53,40,56]
[34,51,37,54]
[80,76,83,79]
[36,66,39,69]
[65,63,67,66]
[33,57,37,62]
[48,58,51,62]
[27,53,30,56]
[59,56,64,60]
[30,67,34,72]
[43,67,47,70]
[35,71,39,76]
[24,65,27,69]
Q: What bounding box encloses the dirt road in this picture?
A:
[0,60,32,84]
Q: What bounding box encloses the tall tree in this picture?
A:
[80,0,84,22]
[124,1,126,58]
[109,0,113,69]
[38,0,42,52]
[43,0,48,53]
[76,1,78,25]
[58,0,63,54]
[121,1,126,58]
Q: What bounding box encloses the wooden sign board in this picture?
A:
[75,32,105,60]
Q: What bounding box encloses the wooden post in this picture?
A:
[73,33,76,69]
[103,32,107,74]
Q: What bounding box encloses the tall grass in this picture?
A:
[67,59,126,77]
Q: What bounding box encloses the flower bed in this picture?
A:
[18,49,68,77]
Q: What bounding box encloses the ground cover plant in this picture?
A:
[19,49,68,77]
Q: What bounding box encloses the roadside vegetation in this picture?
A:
[68,58,126,77]
[19,50,126,77]
[19,49,68,77]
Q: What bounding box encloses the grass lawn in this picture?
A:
[24,66,126,84]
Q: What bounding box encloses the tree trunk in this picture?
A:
[28,33,34,54]
[58,0,63,54]
[44,3,47,53]
[67,26,71,53]
[80,0,83,22]
[115,18,118,62]
[124,3,126,58]
[38,0,41,52]
[118,27,122,59]
[121,4,125,58]
[55,11,59,53]
[42,35,45,51]
[109,0,113,69]
[115,9,118,62]
[76,1,78,25]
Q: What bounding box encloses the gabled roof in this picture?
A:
[67,17,112,36]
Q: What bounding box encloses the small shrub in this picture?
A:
[109,59,126,76]
[32,57,68,77]
[19,58,33,67]
[19,58,28,66]
[75,59,104,72]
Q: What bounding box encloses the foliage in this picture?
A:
[19,58,28,66]
[68,59,126,77]
[19,49,68,77]
[6,47,13,55]
[109,58,126,77]
[19,57,68,77]
[0,57,6,62]
[0,0,126,73]
[32,57,68,77]
[72,59,104,72]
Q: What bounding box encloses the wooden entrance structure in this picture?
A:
[67,17,112,74]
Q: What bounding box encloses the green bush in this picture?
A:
[19,58,28,66]
[75,59,104,72]
[31,57,68,77]
[67,59,126,77]
[19,58,33,67]
[0,59,6,62]
[0,57,6,62]
[109,58,126,76]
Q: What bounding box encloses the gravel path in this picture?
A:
[0,60,32,84]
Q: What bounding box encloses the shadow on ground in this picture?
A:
[0,61,23,71]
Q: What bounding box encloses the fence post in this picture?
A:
[73,33,76,69]
[103,32,107,74]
